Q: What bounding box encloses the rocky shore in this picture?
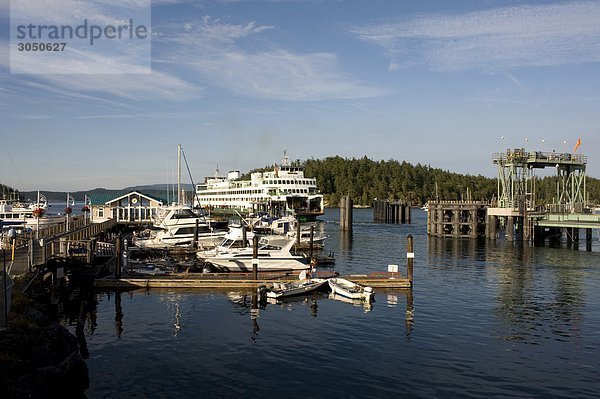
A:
[0,274,89,399]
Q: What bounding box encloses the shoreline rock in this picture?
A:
[0,274,90,399]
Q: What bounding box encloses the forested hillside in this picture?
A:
[303,156,495,206]
[5,156,600,207]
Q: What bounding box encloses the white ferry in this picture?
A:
[194,152,324,221]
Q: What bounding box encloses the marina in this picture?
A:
[56,209,600,398]
[1,150,599,399]
[5,2,600,397]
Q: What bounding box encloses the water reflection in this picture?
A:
[428,236,586,344]
[114,291,123,338]
[251,293,260,341]
[340,230,353,253]
[328,292,372,313]
[405,290,414,342]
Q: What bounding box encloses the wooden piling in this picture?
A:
[242,225,248,248]
[194,219,200,249]
[309,225,315,263]
[340,195,353,232]
[506,217,514,242]
[252,234,258,280]
[296,219,301,245]
[115,235,122,279]
[407,234,414,288]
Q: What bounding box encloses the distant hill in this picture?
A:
[7,156,600,207]
[17,184,195,203]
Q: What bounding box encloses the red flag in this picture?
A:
[573,138,582,152]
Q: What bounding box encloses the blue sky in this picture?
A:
[1,0,599,192]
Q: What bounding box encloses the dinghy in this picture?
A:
[327,278,374,301]
[267,278,328,299]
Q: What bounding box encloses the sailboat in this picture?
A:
[134,145,226,249]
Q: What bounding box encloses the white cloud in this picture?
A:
[351,1,600,72]
[156,17,386,100]
[1,39,197,102]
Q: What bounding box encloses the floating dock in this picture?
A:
[94,271,411,290]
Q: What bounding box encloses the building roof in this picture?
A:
[86,190,168,206]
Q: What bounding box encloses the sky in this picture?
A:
[1,0,599,192]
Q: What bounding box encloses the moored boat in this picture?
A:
[267,278,328,299]
[327,278,374,301]
[134,203,226,249]
[198,226,309,272]
[0,192,64,231]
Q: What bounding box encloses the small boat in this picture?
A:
[327,278,374,301]
[267,278,328,299]
[198,225,310,272]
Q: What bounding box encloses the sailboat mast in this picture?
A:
[177,144,182,206]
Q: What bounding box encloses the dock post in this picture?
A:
[406,203,411,224]
[86,240,93,264]
[586,228,592,251]
[340,195,353,232]
[242,226,248,248]
[407,234,414,288]
[115,235,122,279]
[506,217,514,242]
[296,219,301,246]
[309,225,314,264]
[252,235,259,280]
[28,238,34,272]
[194,219,199,249]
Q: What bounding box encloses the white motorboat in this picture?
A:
[134,204,225,249]
[198,226,309,272]
[250,215,327,246]
[327,278,374,302]
[0,192,64,231]
[267,278,328,299]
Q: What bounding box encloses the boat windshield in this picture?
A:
[172,208,198,219]
[219,238,247,249]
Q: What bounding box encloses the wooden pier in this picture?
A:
[427,201,488,238]
[6,219,118,276]
[373,200,411,224]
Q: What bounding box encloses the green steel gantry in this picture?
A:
[492,148,587,213]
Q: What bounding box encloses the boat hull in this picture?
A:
[267,278,327,298]
[328,278,374,301]
[207,257,309,272]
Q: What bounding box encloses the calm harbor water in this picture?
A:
[69,209,600,398]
